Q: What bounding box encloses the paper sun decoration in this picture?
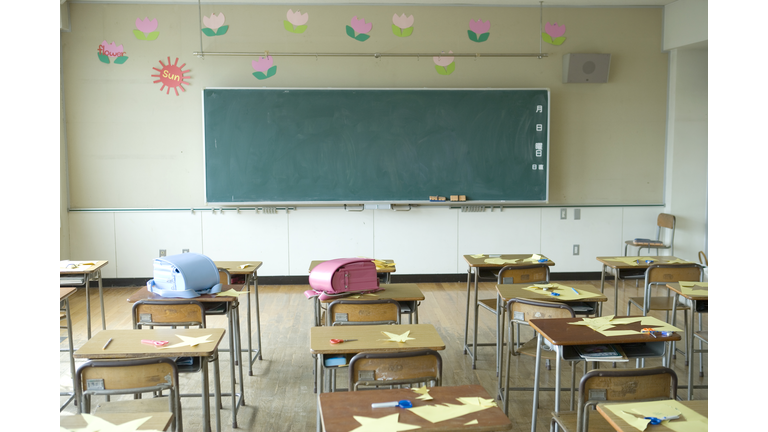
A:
[202,13,228,36]
[97,41,128,64]
[285,9,308,33]
[134,17,159,40]
[252,56,277,80]
[542,22,566,45]
[392,14,414,37]
[468,19,491,42]
[347,16,372,41]
[433,51,455,75]
[151,57,191,96]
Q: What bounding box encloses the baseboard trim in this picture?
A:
[93,271,604,288]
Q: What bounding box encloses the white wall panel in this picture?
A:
[68,212,117,278]
[373,208,459,274]
[201,211,290,276]
[541,207,623,273]
[114,212,203,278]
[288,209,374,276]
[457,208,543,273]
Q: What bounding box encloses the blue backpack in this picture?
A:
[147,253,223,298]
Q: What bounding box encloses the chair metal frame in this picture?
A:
[348,350,442,391]
[624,213,676,256]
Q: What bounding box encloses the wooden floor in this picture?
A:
[60,280,707,431]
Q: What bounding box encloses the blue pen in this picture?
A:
[645,260,654,264]
[550,292,560,296]
[571,287,579,295]
[538,258,548,263]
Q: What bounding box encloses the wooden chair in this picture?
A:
[132,300,207,330]
[550,367,677,432]
[327,299,401,326]
[624,213,676,256]
[627,264,704,366]
[501,298,579,415]
[76,357,182,432]
[348,350,442,391]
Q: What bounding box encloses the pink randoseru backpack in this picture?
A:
[304,258,382,301]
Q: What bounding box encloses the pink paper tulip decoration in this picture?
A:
[392,13,414,37]
[468,19,490,42]
[134,17,159,40]
[252,56,277,80]
[346,16,372,41]
[433,51,455,75]
[284,9,309,33]
[542,22,566,45]
[202,13,228,36]
[97,41,128,64]
[151,57,191,96]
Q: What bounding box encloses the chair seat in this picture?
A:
[694,330,708,343]
[551,410,617,432]
[93,397,171,414]
[624,240,669,248]
[628,296,690,311]
[479,298,497,313]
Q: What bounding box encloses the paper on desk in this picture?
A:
[412,385,433,400]
[60,261,96,270]
[569,316,682,336]
[470,254,485,258]
[485,258,519,265]
[239,264,251,269]
[465,420,479,425]
[604,400,707,432]
[350,413,420,432]
[159,334,214,350]
[372,259,396,269]
[680,281,708,295]
[408,398,493,423]
[604,257,657,266]
[215,288,249,297]
[522,283,602,300]
[348,293,379,299]
[521,254,547,263]
[456,397,496,408]
[665,258,693,264]
[380,331,415,343]
[61,413,160,432]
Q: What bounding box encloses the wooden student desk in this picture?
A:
[313,283,425,327]
[60,260,109,339]
[319,385,512,432]
[74,328,225,432]
[60,287,78,411]
[127,284,246,427]
[494,283,607,404]
[61,412,175,431]
[668,282,708,400]
[527,317,682,432]
[596,256,693,314]
[596,399,708,432]
[213,260,264,375]
[462,254,555,369]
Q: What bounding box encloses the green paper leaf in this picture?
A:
[114,56,128,64]
[133,29,146,40]
[252,71,268,80]
[284,20,295,32]
[98,53,110,64]
[146,31,159,41]
[216,25,229,35]
[202,28,216,37]
[346,25,356,38]
[446,62,455,75]
[294,25,307,34]
[435,65,448,75]
[478,32,490,42]
[266,65,277,78]
[355,33,370,42]
[392,24,403,37]
[552,36,566,46]
[541,32,554,44]
[468,30,478,42]
[401,27,413,37]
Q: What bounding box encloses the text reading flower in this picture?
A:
[97,41,128,64]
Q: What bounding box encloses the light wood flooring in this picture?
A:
[59,280,707,431]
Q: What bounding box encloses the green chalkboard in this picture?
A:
[203,88,549,204]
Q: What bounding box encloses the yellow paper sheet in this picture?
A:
[522,283,603,301]
[408,402,491,423]
[348,293,379,299]
[470,254,485,258]
[568,315,681,336]
[60,261,96,271]
[679,282,708,296]
[455,397,496,408]
[604,257,657,266]
[521,254,547,263]
[350,413,421,432]
[159,334,214,350]
[665,258,693,264]
[61,413,160,432]
[215,288,249,297]
[239,264,251,269]
[603,400,707,432]
[412,385,433,401]
[464,420,479,425]
[380,331,415,343]
[373,259,396,269]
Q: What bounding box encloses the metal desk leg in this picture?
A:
[234,304,246,407]
[414,302,419,324]
[554,346,562,424]
[202,354,211,432]
[227,305,239,428]
[688,300,696,400]
[463,267,472,355]
[85,276,92,339]
[471,268,480,369]
[531,333,543,432]
[97,269,106,331]
[60,297,76,411]
[613,268,620,315]
[496,292,504,378]
[213,353,222,432]
[316,354,324,432]
[599,264,607,316]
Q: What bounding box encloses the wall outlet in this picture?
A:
[159,249,166,257]
[560,208,567,219]
[574,209,581,220]
[182,249,189,253]
[573,245,580,255]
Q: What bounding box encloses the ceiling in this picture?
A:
[64,0,679,7]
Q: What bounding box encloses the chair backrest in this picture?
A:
[505,298,576,326]
[645,263,703,285]
[218,268,232,285]
[132,299,206,329]
[75,357,180,417]
[327,299,401,326]
[348,350,442,391]
[656,213,676,252]
[576,367,677,432]
[497,264,550,285]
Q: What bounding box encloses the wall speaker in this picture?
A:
[563,53,611,83]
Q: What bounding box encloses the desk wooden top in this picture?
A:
[311,324,445,355]
[60,287,78,301]
[496,283,607,303]
[596,400,707,432]
[59,260,109,274]
[666,282,708,301]
[463,254,555,268]
[127,284,246,303]
[320,283,424,304]
[61,412,174,431]
[73,328,225,359]
[319,385,512,432]
[596,256,694,270]
[213,261,263,275]
[528,317,681,346]
[309,259,396,273]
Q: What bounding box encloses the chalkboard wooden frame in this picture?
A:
[203,88,550,205]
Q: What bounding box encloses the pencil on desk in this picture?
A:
[103,338,113,350]
[571,287,579,295]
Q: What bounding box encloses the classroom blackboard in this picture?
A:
[203,88,549,204]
